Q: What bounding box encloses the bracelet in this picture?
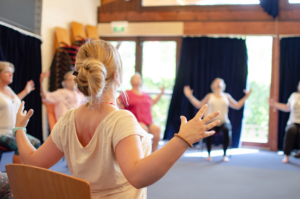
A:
[12,127,27,137]
[174,134,193,148]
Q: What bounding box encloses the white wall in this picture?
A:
[40,0,100,140]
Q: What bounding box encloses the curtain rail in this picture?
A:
[0,20,42,40]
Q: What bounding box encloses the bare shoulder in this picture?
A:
[224,93,232,98]
[206,93,213,98]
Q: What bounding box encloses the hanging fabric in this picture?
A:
[260,0,279,18]
[164,37,248,148]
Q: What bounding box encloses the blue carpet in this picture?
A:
[1,147,299,199]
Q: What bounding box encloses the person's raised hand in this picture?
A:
[268,98,275,106]
[243,89,252,98]
[40,71,50,83]
[178,104,220,144]
[16,101,34,128]
[24,80,35,94]
[183,86,194,98]
[160,86,165,94]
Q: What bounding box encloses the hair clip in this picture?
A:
[73,71,79,76]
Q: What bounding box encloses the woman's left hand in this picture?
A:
[243,89,252,98]
[24,80,35,94]
[16,101,34,128]
[160,86,165,94]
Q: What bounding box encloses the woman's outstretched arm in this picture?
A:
[116,105,220,189]
[227,89,251,110]
[183,86,210,109]
[268,98,290,112]
[152,87,165,105]
[17,80,35,100]
[14,101,64,168]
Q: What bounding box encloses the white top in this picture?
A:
[0,87,21,135]
[207,94,230,125]
[44,89,86,121]
[287,92,300,125]
[51,109,152,199]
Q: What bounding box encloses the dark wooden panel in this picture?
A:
[99,0,138,13]
[184,21,276,35]
[98,10,275,22]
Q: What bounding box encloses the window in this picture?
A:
[108,41,136,90]
[241,36,273,143]
[142,0,259,7]
[105,37,181,138]
[289,0,300,3]
[142,41,177,136]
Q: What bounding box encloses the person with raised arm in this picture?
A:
[0,61,40,164]
[269,81,300,163]
[40,71,86,121]
[12,40,220,199]
[184,78,251,162]
[118,72,164,152]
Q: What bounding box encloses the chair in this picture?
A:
[6,164,91,199]
[70,22,87,44]
[53,27,71,56]
[86,25,100,40]
[44,102,57,132]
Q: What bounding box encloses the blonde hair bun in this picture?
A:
[74,40,123,98]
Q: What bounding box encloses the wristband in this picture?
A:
[174,134,193,148]
[12,127,26,137]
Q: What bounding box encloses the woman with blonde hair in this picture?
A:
[184,78,251,162]
[0,61,40,164]
[13,40,220,198]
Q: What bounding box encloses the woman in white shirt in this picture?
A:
[0,61,40,164]
[269,82,300,163]
[13,40,220,199]
[40,71,86,121]
[184,78,251,162]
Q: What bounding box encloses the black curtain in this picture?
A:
[278,37,300,150]
[164,37,248,148]
[260,0,279,18]
[0,24,43,142]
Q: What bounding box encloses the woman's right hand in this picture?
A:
[183,86,194,98]
[40,71,50,83]
[268,98,275,107]
[178,104,220,144]
[16,101,34,128]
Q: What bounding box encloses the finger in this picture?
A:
[195,104,208,119]
[180,116,187,124]
[202,131,216,139]
[206,120,220,130]
[31,87,35,91]
[24,110,27,115]
[202,111,220,124]
[26,109,34,120]
[18,101,25,114]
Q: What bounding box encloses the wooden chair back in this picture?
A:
[53,27,71,55]
[86,25,100,40]
[6,164,91,199]
[71,22,86,43]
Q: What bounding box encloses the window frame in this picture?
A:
[138,0,262,12]
[101,36,182,78]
